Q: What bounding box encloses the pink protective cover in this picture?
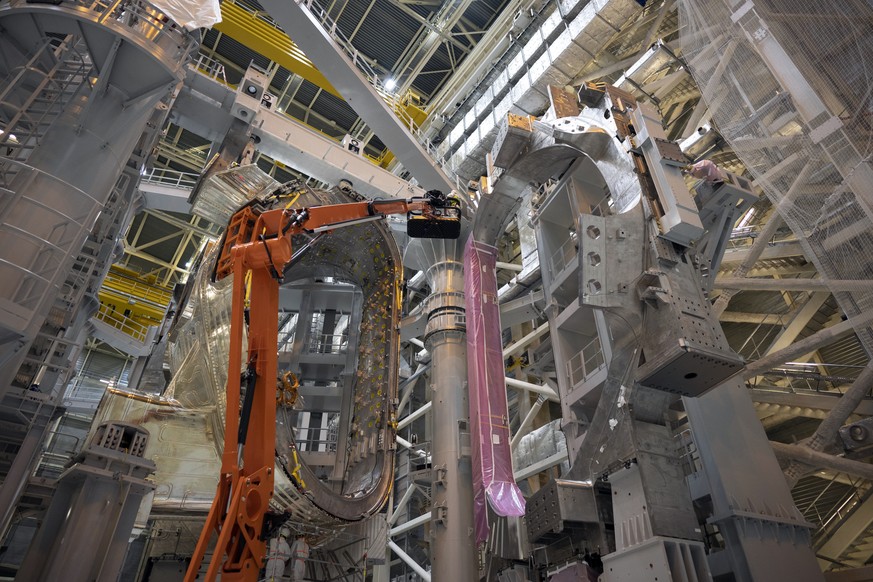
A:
[464,237,526,544]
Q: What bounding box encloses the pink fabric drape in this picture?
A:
[464,237,526,544]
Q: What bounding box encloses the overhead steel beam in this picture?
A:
[743,312,873,380]
[388,485,418,526]
[750,389,873,416]
[389,511,432,537]
[513,450,567,481]
[397,401,432,430]
[173,65,424,200]
[142,208,216,239]
[784,364,873,485]
[500,289,545,330]
[723,169,811,295]
[823,564,873,581]
[771,441,873,482]
[505,377,559,401]
[764,292,830,355]
[503,322,549,359]
[719,311,786,325]
[215,0,340,97]
[510,394,547,451]
[720,241,805,266]
[257,0,455,193]
[712,207,788,316]
[714,278,867,292]
[770,441,873,481]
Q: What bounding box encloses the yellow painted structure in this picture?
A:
[215,0,339,98]
[97,265,174,339]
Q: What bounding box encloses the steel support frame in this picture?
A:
[256,0,455,192]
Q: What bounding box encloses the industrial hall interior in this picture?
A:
[1,0,872,579]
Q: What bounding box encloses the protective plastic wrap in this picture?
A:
[512,419,570,491]
[465,237,526,544]
[149,0,221,30]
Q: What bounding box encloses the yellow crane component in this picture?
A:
[216,0,337,97]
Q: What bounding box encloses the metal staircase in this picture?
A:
[0,37,90,167]
[0,0,196,552]
[0,0,195,389]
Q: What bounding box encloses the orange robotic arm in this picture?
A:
[185,190,459,582]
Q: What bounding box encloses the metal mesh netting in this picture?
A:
[677,0,873,354]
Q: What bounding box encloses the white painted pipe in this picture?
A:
[505,376,559,401]
[388,485,418,526]
[496,261,523,272]
[389,511,432,537]
[396,436,430,460]
[510,394,547,450]
[503,322,549,359]
[388,540,431,581]
[397,401,432,430]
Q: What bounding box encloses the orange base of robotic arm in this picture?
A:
[185,260,279,582]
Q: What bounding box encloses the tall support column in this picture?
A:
[0,412,55,540]
[15,422,155,582]
[423,256,477,581]
[684,382,822,581]
[0,1,194,399]
[0,84,164,394]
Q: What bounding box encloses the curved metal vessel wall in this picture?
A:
[99,186,400,530]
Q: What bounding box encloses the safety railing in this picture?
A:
[76,0,196,59]
[33,429,83,478]
[140,167,200,189]
[296,0,383,89]
[154,140,209,171]
[675,428,703,478]
[307,332,349,355]
[402,439,432,467]
[295,0,451,171]
[192,53,228,85]
[94,303,150,343]
[726,223,799,249]
[809,479,873,546]
[102,268,174,307]
[295,423,339,452]
[61,252,98,308]
[746,363,866,394]
[565,336,605,388]
[0,38,90,167]
[549,234,578,277]
[735,311,789,361]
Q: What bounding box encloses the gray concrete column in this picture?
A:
[424,258,477,581]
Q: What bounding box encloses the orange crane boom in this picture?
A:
[184,190,459,582]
